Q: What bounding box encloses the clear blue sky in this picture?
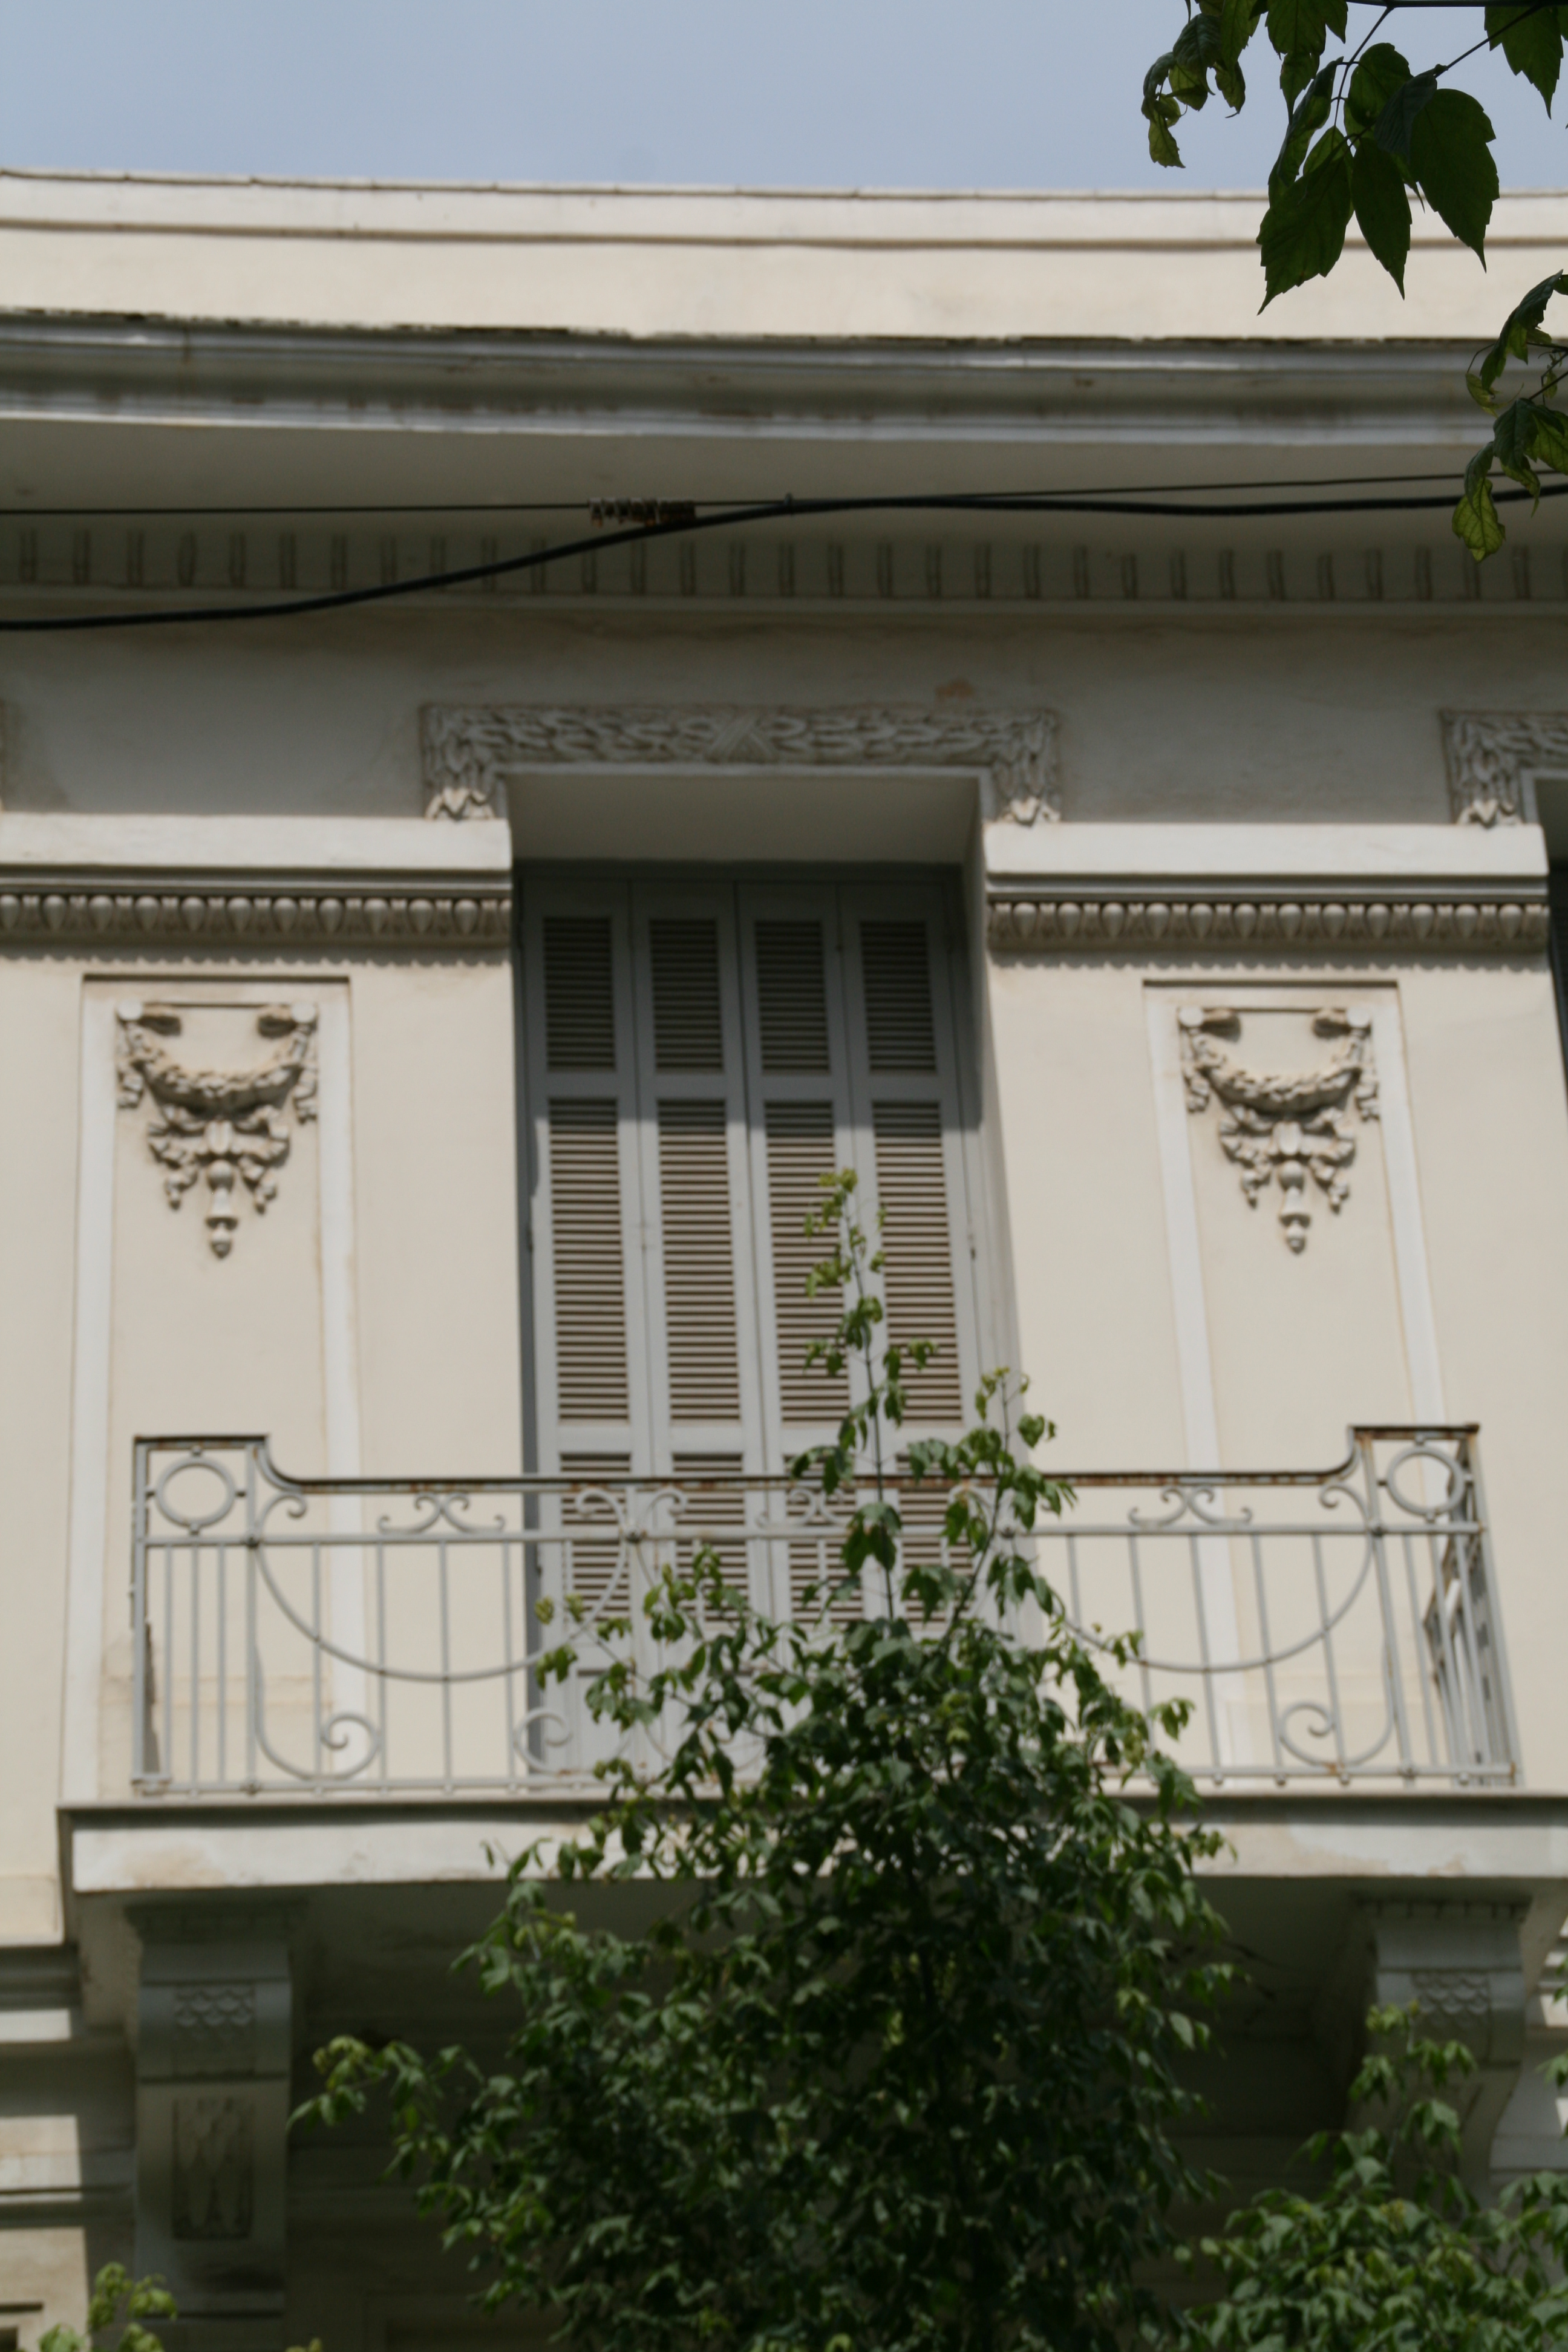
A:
[2,0,1566,189]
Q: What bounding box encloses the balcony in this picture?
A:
[129,1425,1518,1802]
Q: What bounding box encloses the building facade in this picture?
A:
[3,169,1568,2348]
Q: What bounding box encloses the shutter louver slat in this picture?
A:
[548,1100,630,1419]
[559,1453,632,1619]
[872,1100,963,1420]
[763,1101,848,1420]
[658,1100,742,1420]
[650,920,725,1070]
[789,1540,863,1629]
[671,1451,747,1595]
[756,920,831,1071]
[861,920,937,1071]
[544,918,616,1068]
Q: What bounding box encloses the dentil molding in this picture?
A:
[420,702,1062,824]
[116,1000,318,1257]
[1443,709,1568,825]
[0,880,509,949]
[987,890,1547,954]
[1180,1005,1379,1252]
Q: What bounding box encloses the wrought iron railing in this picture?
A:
[129,1425,1518,1798]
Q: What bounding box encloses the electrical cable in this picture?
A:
[2,480,1563,633]
[0,467,1506,517]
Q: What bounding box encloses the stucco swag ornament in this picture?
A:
[1180,1005,1379,1252]
[420,704,1062,824]
[116,1001,318,1257]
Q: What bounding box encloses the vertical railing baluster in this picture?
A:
[439,1537,453,1791]
[132,1446,149,1787]
[375,1540,388,1790]
[1310,1532,1347,1777]
[502,1536,517,1789]
[1402,1531,1439,1768]
[1422,1521,1468,1775]
[217,1542,228,1788]
[1125,1532,1155,1725]
[312,1542,324,1789]
[1461,1436,1521,1777]
[245,1447,259,1788]
[1449,1518,1491,1770]
[163,1540,176,1792]
[1187,1529,1222,1776]
[1252,1531,1284,1779]
[1361,1438,1413,1779]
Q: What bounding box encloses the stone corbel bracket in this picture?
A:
[1443,710,1568,826]
[987,890,1549,954]
[1319,1901,1529,2190]
[421,702,1062,825]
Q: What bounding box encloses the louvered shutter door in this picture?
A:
[633,890,767,1485]
[843,890,979,1437]
[739,894,860,1470]
[524,890,650,1472]
[526,877,982,1628]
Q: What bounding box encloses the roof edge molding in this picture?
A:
[420,703,1062,826]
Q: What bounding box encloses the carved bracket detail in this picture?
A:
[116,1001,318,1257]
[1180,1005,1379,1252]
[420,702,1062,824]
[1442,709,1568,825]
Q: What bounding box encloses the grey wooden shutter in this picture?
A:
[843,890,978,1436]
[528,878,982,1612]
[524,892,648,1472]
[633,888,766,1482]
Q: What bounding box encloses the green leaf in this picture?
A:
[1374,67,1439,166]
[1269,62,1336,198]
[1474,270,1568,391]
[1453,455,1506,560]
[1491,396,1541,498]
[1410,90,1498,263]
[1267,0,1347,106]
[1352,139,1411,293]
[1220,0,1264,68]
[1526,399,1568,475]
[1259,128,1353,305]
[1345,42,1413,145]
[1488,2,1564,110]
[1142,53,1186,167]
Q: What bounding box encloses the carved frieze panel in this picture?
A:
[1443,708,1568,825]
[116,1000,318,1257]
[172,1982,258,2077]
[421,702,1062,824]
[171,2094,254,2240]
[1180,1004,1379,1252]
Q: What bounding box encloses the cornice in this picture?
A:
[987,884,1549,955]
[0,874,511,950]
[0,315,1491,434]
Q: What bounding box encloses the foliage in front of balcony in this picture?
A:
[301,1172,1231,2352]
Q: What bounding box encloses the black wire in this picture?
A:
[3,482,1563,633]
[0,468,1500,517]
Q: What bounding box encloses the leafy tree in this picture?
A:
[41,2267,175,2352]
[1195,2002,1568,2350]
[1142,5,1568,557]
[301,1173,1229,2352]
